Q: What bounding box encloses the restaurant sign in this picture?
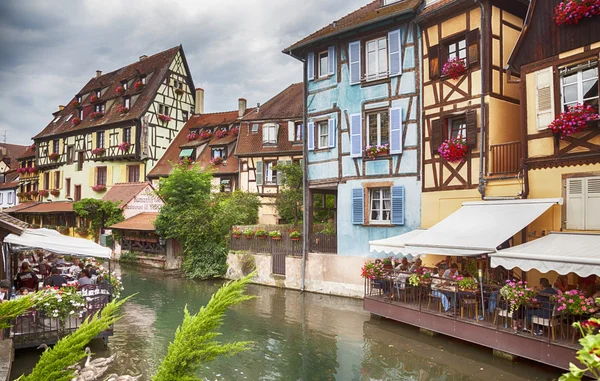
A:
[127,188,163,213]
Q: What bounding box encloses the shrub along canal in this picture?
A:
[12,265,561,380]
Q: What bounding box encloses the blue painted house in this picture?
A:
[284,0,422,257]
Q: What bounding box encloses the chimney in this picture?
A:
[256,102,260,113]
[58,105,65,111]
[96,70,102,78]
[139,55,148,61]
[238,98,247,117]
[195,88,205,114]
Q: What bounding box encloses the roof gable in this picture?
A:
[102,182,154,209]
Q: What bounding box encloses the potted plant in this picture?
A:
[500,279,537,313]
[549,104,599,138]
[116,86,125,95]
[232,228,242,238]
[72,100,81,108]
[158,114,172,123]
[361,261,385,280]
[409,273,421,286]
[210,157,223,165]
[16,192,25,199]
[269,230,282,240]
[255,229,268,239]
[199,130,213,140]
[116,105,129,114]
[50,189,60,197]
[90,94,100,103]
[442,57,467,80]
[364,144,390,159]
[92,147,106,156]
[554,0,600,26]
[49,152,60,161]
[438,137,468,163]
[28,166,37,174]
[290,230,302,241]
[76,227,89,237]
[71,117,81,126]
[133,81,144,91]
[216,130,229,139]
[40,285,86,331]
[243,228,254,239]
[118,141,131,152]
[381,256,396,270]
[175,88,184,95]
[29,190,39,198]
[89,111,104,120]
[38,190,49,197]
[552,289,597,315]
[57,226,70,235]
[186,132,198,141]
[92,184,107,192]
[230,127,240,136]
[453,275,477,291]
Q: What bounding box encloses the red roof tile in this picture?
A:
[102,182,152,209]
[285,0,420,51]
[0,212,28,234]
[0,143,28,170]
[34,46,184,140]
[18,201,74,214]
[0,181,19,190]
[17,146,36,160]
[109,212,157,231]
[3,202,38,214]
[243,83,303,121]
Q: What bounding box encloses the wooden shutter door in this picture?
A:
[351,188,364,225]
[288,121,295,141]
[389,107,403,154]
[535,68,555,131]
[350,114,362,157]
[585,177,600,230]
[307,122,314,151]
[255,161,263,186]
[566,178,585,230]
[465,109,478,149]
[349,41,361,85]
[307,52,315,81]
[328,118,336,148]
[428,45,440,80]
[391,186,405,225]
[388,29,402,77]
[467,29,480,67]
[328,45,336,75]
[431,118,443,153]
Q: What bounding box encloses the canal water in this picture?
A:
[13,265,561,380]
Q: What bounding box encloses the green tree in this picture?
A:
[273,162,303,226]
[73,199,124,240]
[0,292,50,329]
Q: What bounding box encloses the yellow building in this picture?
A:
[29,46,195,204]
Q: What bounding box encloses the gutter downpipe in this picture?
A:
[476,0,486,199]
[285,49,308,292]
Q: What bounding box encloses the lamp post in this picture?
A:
[478,268,485,320]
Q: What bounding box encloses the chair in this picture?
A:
[427,293,443,312]
[530,307,559,341]
[460,297,478,319]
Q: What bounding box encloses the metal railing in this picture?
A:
[230,234,303,256]
[489,141,521,175]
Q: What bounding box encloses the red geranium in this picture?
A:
[133,81,144,91]
[230,127,239,136]
[38,190,49,197]
[89,112,104,120]
[442,57,467,80]
[549,104,599,137]
[199,130,213,140]
[72,100,81,108]
[158,114,171,122]
[210,157,223,165]
[554,0,600,25]
[186,132,198,141]
[438,137,468,162]
[92,184,106,192]
[71,117,81,126]
[116,86,125,95]
[215,129,229,139]
[90,94,100,103]
[116,105,129,114]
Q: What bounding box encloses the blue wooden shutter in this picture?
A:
[256,161,263,185]
[350,113,362,157]
[328,45,336,75]
[307,121,314,151]
[349,41,361,85]
[328,117,336,148]
[389,107,403,154]
[307,52,315,81]
[352,188,364,225]
[391,186,405,225]
[388,29,402,77]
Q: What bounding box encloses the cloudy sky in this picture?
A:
[0,0,368,145]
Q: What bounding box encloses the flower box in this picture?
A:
[38,190,49,197]
[243,229,254,239]
[72,100,81,108]
[116,86,125,95]
[210,157,223,165]
[92,184,107,192]
[49,152,60,161]
[199,131,213,140]
[118,142,131,152]
[442,57,467,80]
[90,94,100,103]
[175,88,184,95]
[133,81,144,91]
[361,261,385,280]
[269,230,282,240]
[216,130,229,139]
[158,114,172,123]
[289,231,302,240]
[71,117,81,126]
[552,289,597,314]
[230,127,239,136]
[27,166,37,174]
[187,132,198,141]
[116,105,129,114]
[50,189,60,197]
[75,227,89,237]
[255,229,268,239]
[29,190,39,197]
[89,111,104,120]
[554,0,600,26]
[92,147,106,156]
[364,144,390,159]
[29,144,36,151]
[549,104,599,138]
[438,137,468,163]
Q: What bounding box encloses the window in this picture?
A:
[127,165,140,183]
[65,178,71,197]
[77,151,84,171]
[94,103,105,113]
[67,146,74,164]
[560,61,599,113]
[124,97,131,109]
[8,191,13,205]
[429,30,479,80]
[141,75,146,85]
[265,162,278,185]
[76,95,82,103]
[121,80,128,90]
[182,111,188,122]
[366,37,388,81]
[78,109,84,120]
[262,124,278,144]
[370,188,391,223]
[159,104,170,115]
[383,0,402,4]
[74,185,81,202]
[252,123,259,133]
[220,178,232,193]
[54,171,60,189]
[96,131,105,148]
[53,140,60,154]
[295,122,303,141]
[179,148,194,159]
[367,110,390,147]
[95,89,101,98]
[123,127,132,143]
[448,117,467,139]
[211,148,227,160]
[446,39,467,62]
[318,51,328,78]
[317,121,329,149]
[566,176,600,230]
[53,115,61,124]
[96,167,107,186]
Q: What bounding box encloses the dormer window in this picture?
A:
[76,95,82,103]
[94,103,105,113]
[262,123,278,144]
[212,147,227,160]
[141,75,146,85]
[121,80,128,90]
[53,115,61,124]
[95,89,101,98]
[124,97,131,109]
[78,109,84,119]
[383,0,402,4]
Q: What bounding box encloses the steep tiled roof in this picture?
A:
[110,212,157,231]
[0,212,28,235]
[18,201,74,214]
[285,0,420,51]
[0,143,28,170]
[3,202,38,214]
[34,46,182,140]
[235,123,302,156]
[17,146,36,160]
[102,182,152,209]
[243,83,303,121]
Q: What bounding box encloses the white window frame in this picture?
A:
[295,122,303,141]
[370,188,392,224]
[212,148,226,160]
[448,116,467,140]
[265,162,278,185]
[318,51,329,78]
[123,127,132,143]
[124,97,131,109]
[365,37,388,82]
[366,110,390,147]
[262,123,278,144]
[121,81,128,90]
[566,176,600,230]
[97,131,105,148]
[251,123,259,133]
[94,104,105,113]
[447,39,467,62]
[95,89,101,97]
[560,61,599,113]
[317,121,329,149]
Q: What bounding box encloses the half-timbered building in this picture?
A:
[31,45,195,203]
[284,0,422,256]
[236,83,304,224]
[15,146,36,204]
[0,143,27,209]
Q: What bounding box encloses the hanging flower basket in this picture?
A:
[210,157,223,165]
[290,230,302,241]
[554,0,600,26]
[89,112,104,120]
[133,81,145,91]
[71,117,81,126]
[16,168,26,175]
[175,88,184,95]
[243,229,254,239]
[92,147,106,156]
[92,184,107,192]
[186,132,198,142]
[549,104,599,138]
[49,152,60,161]
[118,142,131,152]
[199,131,213,140]
[442,57,467,80]
[90,94,100,103]
[438,137,468,163]
[232,228,242,238]
[116,105,129,114]
[255,229,268,239]
[364,144,390,159]
[230,127,239,136]
[76,227,89,237]
[38,190,49,197]
[50,189,60,197]
[216,130,229,139]
[116,86,125,95]
[72,100,81,108]
[500,279,537,313]
[158,114,172,123]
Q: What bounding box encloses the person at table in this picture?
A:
[431,267,452,313]
[435,256,452,268]
[526,278,558,336]
[44,268,67,287]
[0,280,11,303]
[69,258,82,278]
[85,263,99,276]
[553,275,568,292]
[409,258,423,274]
[395,257,409,272]
[14,263,39,292]
[52,255,67,267]
[443,263,459,279]
[16,253,30,270]
[78,269,94,287]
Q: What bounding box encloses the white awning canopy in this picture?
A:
[369,229,426,258]
[402,198,562,256]
[5,228,111,259]
[490,232,600,277]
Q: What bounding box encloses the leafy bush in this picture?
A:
[73,199,124,241]
[119,251,139,264]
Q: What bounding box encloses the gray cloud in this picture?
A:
[0,0,367,145]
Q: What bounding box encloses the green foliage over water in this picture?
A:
[73,198,124,241]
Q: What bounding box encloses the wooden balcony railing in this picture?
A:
[489,141,522,176]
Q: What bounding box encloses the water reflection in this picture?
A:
[12,265,559,380]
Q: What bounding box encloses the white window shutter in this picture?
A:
[328,118,336,148]
[349,41,361,85]
[307,52,315,81]
[389,107,403,154]
[350,113,362,157]
[288,121,295,141]
[328,45,336,75]
[307,121,314,151]
[388,29,402,77]
[256,161,263,186]
[566,178,584,230]
[352,188,364,225]
[586,177,600,230]
[535,67,554,131]
[391,186,405,225]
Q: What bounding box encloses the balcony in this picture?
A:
[489,141,522,176]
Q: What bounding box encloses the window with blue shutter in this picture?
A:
[328,118,336,148]
[307,122,314,151]
[391,186,405,225]
[349,41,361,85]
[352,188,364,225]
[328,45,336,75]
[350,113,362,157]
[388,29,402,77]
[256,161,263,186]
[308,52,315,81]
[389,107,403,154]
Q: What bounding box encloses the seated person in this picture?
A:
[78,269,94,287]
[409,258,423,274]
[435,256,452,268]
[0,279,12,302]
[52,255,67,267]
[553,275,568,292]
[431,267,451,312]
[395,257,409,272]
[85,264,98,276]
[16,253,30,270]
[442,263,459,279]
[69,258,82,278]
[44,268,67,287]
[14,263,39,292]
[526,278,558,336]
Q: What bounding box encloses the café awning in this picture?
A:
[402,198,562,256]
[5,228,111,259]
[490,232,600,277]
[369,229,426,258]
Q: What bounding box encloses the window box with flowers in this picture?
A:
[158,114,172,123]
[71,117,81,126]
[289,230,302,241]
[438,137,468,162]
[29,190,39,198]
[116,105,129,114]
[133,81,144,91]
[175,88,185,95]
[49,152,61,161]
[216,130,229,139]
[500,279,537,314]
[16,192,25,199]
[29,143,36,151]
[553,0,600,26]
[199,131,213,140]
[364,144,390,159]
[552,289,597,315]
[210,157,223,165]
[50,189,60,197]
[118,142,131,152]
[92,184,107,192]
[186,132,198,142]
[28,166,37,174]
[92,147,106,156]
[549,104,599,138]
[116,86,125,95]
[269,230,282,240]
[442,57,467,80]
[16,168,26,175]
[243,229,254,239]
[255,229,268,239]
[72,100,81,108]
[361,261,385,280]
[230,127,239,136]
[38,190,49,197]
[232,228,242,238]
[89,112,104,120]
[90,94,100,103]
